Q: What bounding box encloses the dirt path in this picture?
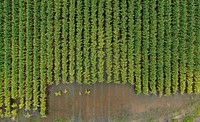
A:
[39,83,199,121]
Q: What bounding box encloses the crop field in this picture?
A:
[0,0,200,120]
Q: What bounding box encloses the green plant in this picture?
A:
[18,0,26,110]
[127,0,134,85]
[164,0,172,96]
[141,0,149,94]
[113,0,120,84]
[69,0,76,83]
[47,0,54,85]
[156,0,164,96]
[11,0,19,100]
[149,0,157,95]
[186,0,195,94]
[53,118,65,122]
[83,0,90,84]
[4,0,12,117]
[179,0,187,94]
[97,0,105,83]
[90,0,98,84]
[134,0,142,94]
[33,0,40,110]
[76,0,83,84]
[171,0,179,94]
[62,0,69,84]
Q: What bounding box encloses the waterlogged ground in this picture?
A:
[1,83,200,122]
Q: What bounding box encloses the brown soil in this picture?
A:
[41,83,199,122]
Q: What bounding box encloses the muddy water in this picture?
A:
[42,83,198,122]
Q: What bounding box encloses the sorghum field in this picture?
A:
[0,0,200,121]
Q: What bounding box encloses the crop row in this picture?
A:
[0,0,199,118]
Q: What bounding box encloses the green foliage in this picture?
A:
[62,0,69,84]
[54,0,61,85]
[33,0,40,110]
[11,109,17,120]
[156,0,164,96]
[149,0,157,95]
[55,91,62,96]
[25,0,34,111]
[97,0,105,83]
[182,117,194,122]
[194,0,200,94]
[105,0,112,83]
[91,0,98,84]
[4,0,12,117]
[0,0,4,110]
[18,0,26,109]
[141,0,149,95]
[53,118,65,122]
[40,0,47,116]
[76,0,83,84]
[11,0,19,100]
[69,0,76,83]
[120,0,128,84]
[179,0,187,94]
[63,89,68,94]
[0,0,200,118]
[164,0,172,96]
[113,0,120,84]
[186,0,194,94]
[24,112,32,118]
[171,0,179,94]
[127,0,134,85]
[83,0,91,84]
[134,0,142,94]
[47,0,54,85]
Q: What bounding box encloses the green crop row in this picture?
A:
[127,0,134,85]
[18,0,26,110]
[54,0,61,85]
[47,0,54,85]
[25,0,34,111]
[194,0,200,94]
[171,0,179,94]
[141,0,149,95]
[97,0,105,83]
[113,0,120,84]
[0,0,4,117]
[90,0,98,84]
[40,0,47,117]
[164,0,172,96]
[105,0,113,83]
[4,0,12,117]
[69,0,75,83]
[179,0,187,94]
[120,0,128,84]
[156,0,164,96]
[134,0,142,94]
[76,0,83,84]
[83,0,90,84]
[62,0,69,84]
[186,0,195,94]
[11,0,19,100]
[0,0,199,118]
[33,0,40,110]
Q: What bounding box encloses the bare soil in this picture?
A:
[1,83,199,122]
[41,83,200,122]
